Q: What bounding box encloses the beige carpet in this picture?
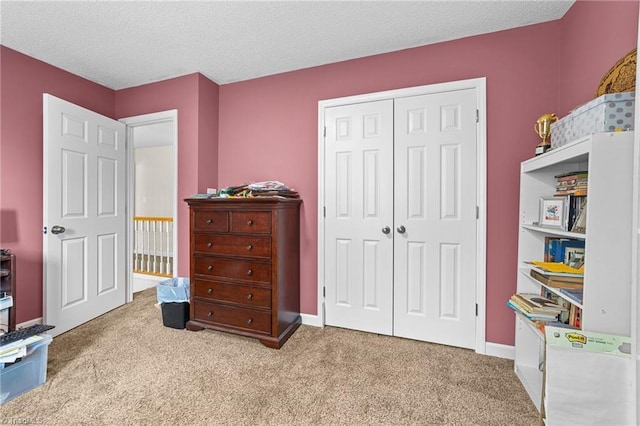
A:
[3,289,538,425]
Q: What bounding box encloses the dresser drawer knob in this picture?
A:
[246,244,253,251]
[247,318,253,325]
[247,219,253,226]
[247,269,253,276]
[247,293,253,300]
[206,242,212,248]
[207,311,214,317]
[206,219,213,224]
[207,265,213,271]
[207,288,213,294]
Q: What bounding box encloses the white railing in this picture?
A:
[133,216,173,277]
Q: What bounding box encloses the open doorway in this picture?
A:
[120,110,178,299]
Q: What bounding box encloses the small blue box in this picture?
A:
[1,334,53,405]
[156,277,190,304]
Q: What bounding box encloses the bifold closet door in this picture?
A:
[324,100,394,335]
[393,89,478,349]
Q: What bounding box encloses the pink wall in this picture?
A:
[219,1,638,346]
[0,46,116,323]
[558,0,639,115]
[115,73,219,278]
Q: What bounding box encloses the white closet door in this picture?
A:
[393,89,478,349]
[324,100,394,335]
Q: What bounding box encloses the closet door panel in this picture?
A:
[324,100,394,335]
[393,89,478,349]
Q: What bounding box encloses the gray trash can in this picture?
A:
[156,277,190,329]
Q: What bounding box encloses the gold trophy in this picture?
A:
[534,113,558,155]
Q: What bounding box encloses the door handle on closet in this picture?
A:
[396,225,406,234]
[382,226,390,234]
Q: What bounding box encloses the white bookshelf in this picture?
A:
[514,132,634,411]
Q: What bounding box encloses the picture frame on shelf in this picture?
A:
[538,196,569,230]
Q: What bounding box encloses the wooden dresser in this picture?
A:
[185,197,302,348]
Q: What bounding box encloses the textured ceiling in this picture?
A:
[1,1,574,90]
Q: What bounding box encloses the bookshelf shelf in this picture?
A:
[518,268,584,310]
[521,224,585,240]
[514,131,634,412]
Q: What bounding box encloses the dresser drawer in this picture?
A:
[194,280,271,308]
[194,256,271,284]
[193,210,228,232]
[230,211,271,234]
[193,300,271,334]
[194,234,271,258]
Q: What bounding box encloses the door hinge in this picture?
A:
[323,126,326,137]
[323,287,326,298]
[476,109,479,123]
[475,303,478,316]
[476,206,479,219]
[323,206,326,218]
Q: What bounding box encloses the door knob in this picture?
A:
[382,226,391,234]
[51,225,66,235]
[397,225,406,234]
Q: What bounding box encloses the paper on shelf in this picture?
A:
[529,261,584,275]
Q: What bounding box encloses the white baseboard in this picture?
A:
[133,273,167,293]
[18,317,43,329]
[485,342,515,359]
[300,313,323,327]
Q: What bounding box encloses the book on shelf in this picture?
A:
[507,301,560,321]
[542,288,571,323]
[555,171,588,181]
[569,304,582,328]
[568,195,587,231]
[555,189,587,196]
[564,246,585,269]
[554,171,588,196]
[558,288,583,305]
[547,238,585,263]
[509,293,567,317]
[543,236,558,262]
[530,268,584,289]
[570,198,587,234]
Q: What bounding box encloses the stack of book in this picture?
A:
[530,268,583,290]
[507,293,568,321]
[555,171,588,196]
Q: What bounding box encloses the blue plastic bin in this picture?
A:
[1,334,53,405]
[156,277,190,304]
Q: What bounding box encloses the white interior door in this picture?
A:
[43,94,127,336]
[393,89,478,349]
[324,100,394,335]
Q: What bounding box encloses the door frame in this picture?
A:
[317,78,488,353]
[119,110,178,303]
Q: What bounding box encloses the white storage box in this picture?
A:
[0,334,53,404]
[544,327,633,425]
[551,91,635,149]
